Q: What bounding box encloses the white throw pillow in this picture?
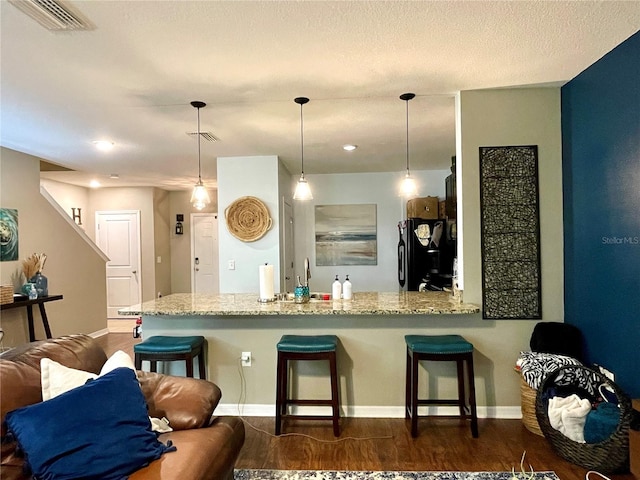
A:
[41,358,97,401]
[41,350,136,401]
[39,351,172,432]
[100,350,136,376]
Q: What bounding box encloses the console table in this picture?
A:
[1,295,63,341]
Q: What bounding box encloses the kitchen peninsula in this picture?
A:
[120,291,480,317]
[119,292,532,418]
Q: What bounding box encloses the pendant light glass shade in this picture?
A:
[400,171,418,197]
[293,97,312,200]
[399,93,419,198]
[293,173,312,200]
[190,101,210,210]
[191,180,210,211]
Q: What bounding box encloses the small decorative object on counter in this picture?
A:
[342,275,352,300]
[29,272,48,297]
[21,283,36,296]
[332,275,341,300]
[28,283,38,300]
[294,276,309,304]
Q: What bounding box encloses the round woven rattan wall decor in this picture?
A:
[224,196,272,242]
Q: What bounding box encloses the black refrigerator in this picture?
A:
[398,218,455,291]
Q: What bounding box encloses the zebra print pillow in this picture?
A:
[518,351,583,390]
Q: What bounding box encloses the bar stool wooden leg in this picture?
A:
[275,352,285,435]
[411,351,419,438]
[198,349,206,380]
[467,353,479,438]
[134,354,142,370]
[329,351,340,437]
[456,358,466,417]
[185,353,194,377]
[405,348,411,420]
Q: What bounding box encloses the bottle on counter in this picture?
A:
[342,275,352,300]
[332,275,342,300]
[28,283,38,300]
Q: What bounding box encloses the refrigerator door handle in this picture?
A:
[398,240,406,287]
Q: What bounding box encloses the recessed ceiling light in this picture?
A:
[109,173,119,179]
[89,180,101,188]
[93,140,114,151]
[343,144,357,151]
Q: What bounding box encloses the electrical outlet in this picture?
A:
[228,260,235,270]
[241,351,251,367]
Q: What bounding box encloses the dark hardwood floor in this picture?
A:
[96,334,634,480]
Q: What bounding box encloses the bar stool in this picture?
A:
[405,334,478,438]
[134,335,206,379]
[275,334,340,436]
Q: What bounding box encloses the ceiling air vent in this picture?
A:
[187,132,220,143]
[9,0,94,31]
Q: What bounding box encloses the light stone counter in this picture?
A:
[118,291,480,316]
[115,291,535,419]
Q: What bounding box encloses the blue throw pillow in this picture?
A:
[5,367,175,480]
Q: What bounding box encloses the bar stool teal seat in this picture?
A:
[405,334,478,438]
[134,335,206,379]
[276,334,340,436]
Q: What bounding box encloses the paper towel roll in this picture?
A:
[259,264,274,300]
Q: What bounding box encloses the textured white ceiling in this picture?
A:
[1,1,639,190]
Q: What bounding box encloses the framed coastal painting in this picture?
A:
[315,204,377,266]
[0,208,19,262]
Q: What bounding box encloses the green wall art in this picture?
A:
[0,208,19,262]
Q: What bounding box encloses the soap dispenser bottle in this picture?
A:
[342,275,352,300]
[332,275,342,300]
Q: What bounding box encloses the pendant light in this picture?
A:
[189,100,210,210]
[293,96,312,200]
[399,93,418,198]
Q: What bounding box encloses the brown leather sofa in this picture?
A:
[0,335,245,480]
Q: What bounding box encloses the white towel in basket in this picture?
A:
[548,394,592,443]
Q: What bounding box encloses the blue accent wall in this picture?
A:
[562,31,640,397]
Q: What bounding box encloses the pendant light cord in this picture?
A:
[197,106,202,182]
[405,98,409,174]
[299,102,304,176]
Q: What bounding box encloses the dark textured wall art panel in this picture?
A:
[479,145,542,319]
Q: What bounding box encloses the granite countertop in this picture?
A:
[118,291,480,316]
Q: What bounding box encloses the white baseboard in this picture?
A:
[88,328,109,338]
[215,403,522,419]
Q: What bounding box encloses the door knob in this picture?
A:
[132,270,137,274]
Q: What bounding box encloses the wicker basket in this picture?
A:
[519,373,544,436]
[535,364,632,473]
[0,285,13,305]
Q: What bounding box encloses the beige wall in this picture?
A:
[169,190,218,293]
[153,189,171,298]
[40,179,89,230]
[89,187,158,303]
[458,87,564,314]
[0,148,107,346]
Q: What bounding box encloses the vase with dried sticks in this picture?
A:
[22,253,48,297]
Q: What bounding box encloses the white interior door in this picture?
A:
[95,211,141,318]
[283,199,295,293]
[191,213,219,293]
